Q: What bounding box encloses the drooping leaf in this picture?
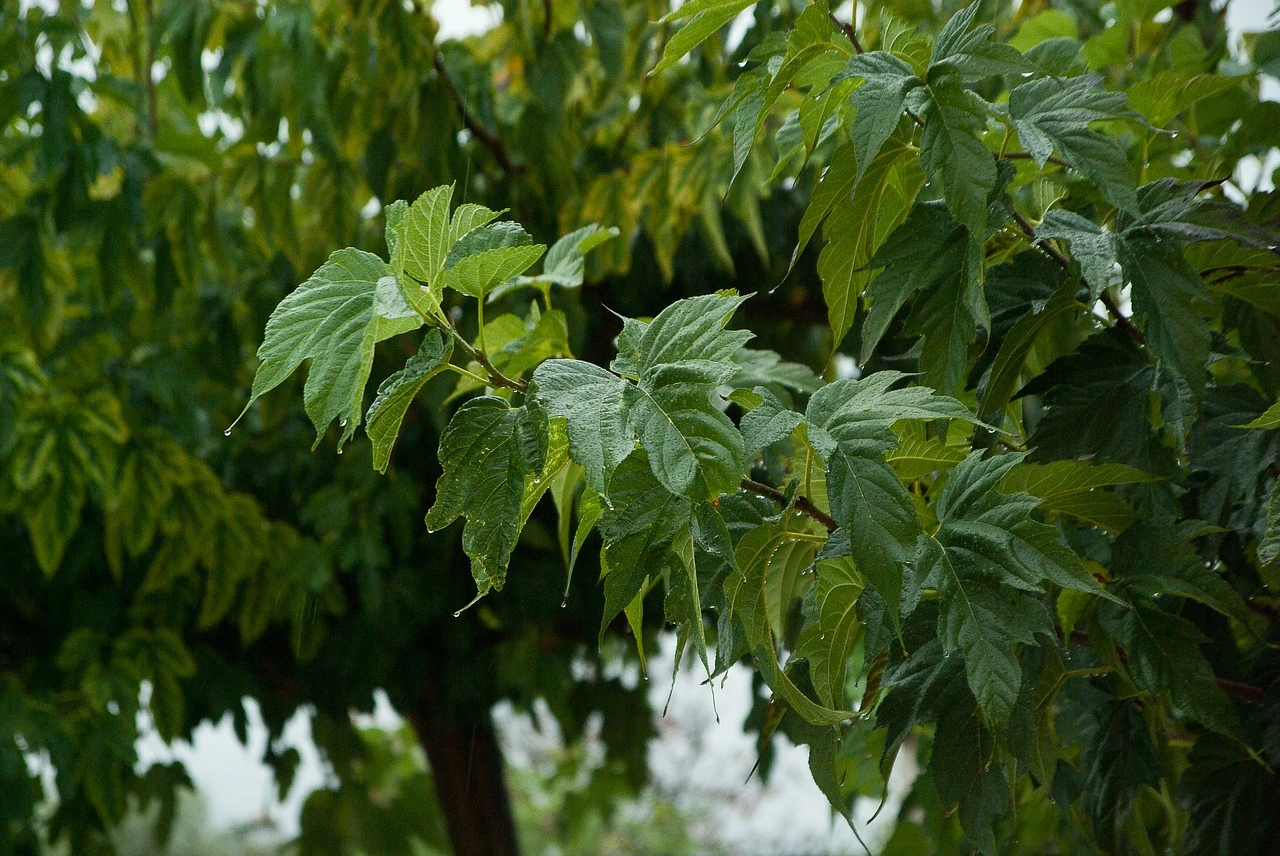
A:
[1009,75,1140,214]
[795,556,863,709]
[531,359,633,497]
[651,0,756,75]
[726,519,853,725]
[366,329,454,473]
[815,135,922,344]
[596,451,692,641]
[236,249,422,449]
[424,397,544,595]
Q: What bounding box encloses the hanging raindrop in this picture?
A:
[223,428,232,437]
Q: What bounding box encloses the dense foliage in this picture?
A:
[4,0,1280,854]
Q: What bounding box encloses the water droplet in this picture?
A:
[336,447,343,455]
[453,608,464,618]
[559,598,568,609]
[943,651,952,659]
[223,428,232,437]
[340,418,348,428]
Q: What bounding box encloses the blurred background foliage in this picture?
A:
[2,0,1279,854]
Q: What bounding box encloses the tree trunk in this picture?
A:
[408,677,521,856]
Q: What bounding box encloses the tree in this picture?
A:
[3,1,1280,855]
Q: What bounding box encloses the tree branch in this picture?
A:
[740,478,838,533]
[1067,629,1265,704]
[433,52,523,176]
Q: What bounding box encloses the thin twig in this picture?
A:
[740,478,838,533]
[828,13,925,128]
[1000,151,1072,169]
[433,52,523,175]
[1011,211,1145,342]
[828,11,864,54]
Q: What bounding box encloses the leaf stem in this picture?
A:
[740,478,837,533]
[446,319,529,393]
[443,364,494,388]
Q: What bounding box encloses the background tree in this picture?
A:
[3,2,1280,856]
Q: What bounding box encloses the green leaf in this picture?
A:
[740,386,804,456]
[634,291,753,373]
[860,204,984,393]
[623,362,745,500]
[1102,603,1239,736]
[510,223,619,290]
[442,222,546,298]
[1238,399,1280,430]
[831,53,921,182]
[651,0,755,75]
[236,248,422,449]
[1113,522,1251,626]
[531,359,633,497]
[727,519,854,725]
[979,285,1077,422]
[1261,487,1280,569]
[1180,735,1280,855]
[521,416,570,527]
[806,372,975,616]
[1021,334,1168,470]
[596,451,692,642]
[1038,209,1119,297]
[999,459,1161,535]
[918,452,1112,724]
[795,556,864,709]
[816,136,922,344]
[398,185,456,285]
[1009,75,1140,214]
[424,397,543,595]
[929,1,1031,78]
[885,436,968,480]
[920,76,999,240]
[623,293,751,499]
[1122,234,1211,396]
[366,329,454,473]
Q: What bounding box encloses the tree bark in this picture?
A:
[408,676,521,856]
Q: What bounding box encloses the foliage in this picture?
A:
[5,0,1280,854]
